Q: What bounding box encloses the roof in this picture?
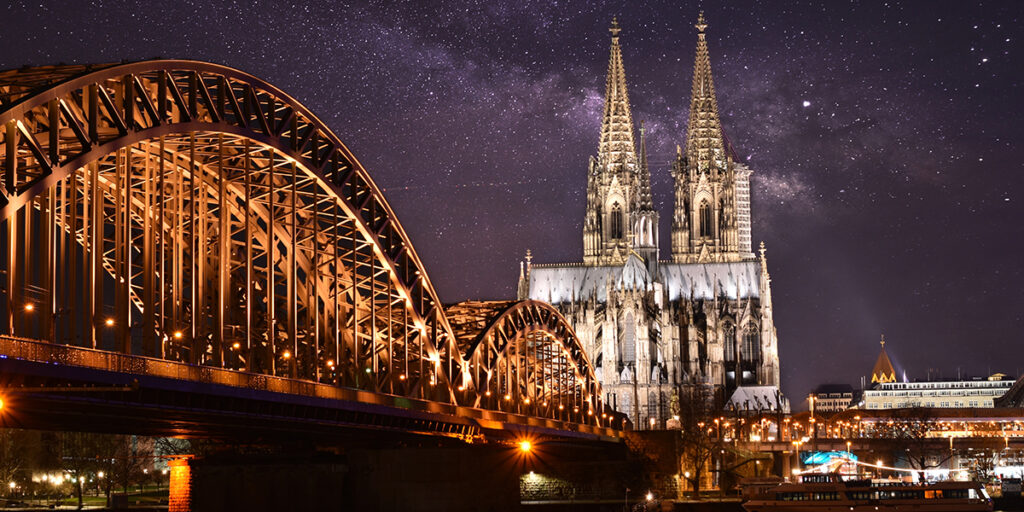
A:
[726,386,789,413]
[527,259,761,304]
[871,341,897,384]
[812,384,855,396]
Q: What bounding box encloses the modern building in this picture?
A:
[861,376,1015,409]
[858,337,1014,409]
[809,384,856,413]
[516,14,782,428]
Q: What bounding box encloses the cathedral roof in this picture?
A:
[871,337,897,384]
[618,253,651,290]
[598,17,638,170]
[527,259,761,304]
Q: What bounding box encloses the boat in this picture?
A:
[742,473,992,511]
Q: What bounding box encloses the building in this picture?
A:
[809,384,856,413]
[861,376,1015,409]
[516,14,782,428]
[858,338,1015,409]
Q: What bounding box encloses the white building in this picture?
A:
[862,377,1014,410]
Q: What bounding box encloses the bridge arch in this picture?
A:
[0,60,609,428]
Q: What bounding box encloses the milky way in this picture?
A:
[3,0,1022,404]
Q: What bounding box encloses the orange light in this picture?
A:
[484,390,491,396]
[457,385,465,391]
[232,342,241,349]
[23,304,33,312]
[518,440,532,453]
[523,398,530,404]
[104,318,115,326]
[558,404,564,410]
[282,350,291,359]
[326,360,335,367]
[504,394,511,401]
[399,374,406,380]
[173,331,183,339]
[0,397,4,411]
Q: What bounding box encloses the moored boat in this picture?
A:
[742,474,992,512]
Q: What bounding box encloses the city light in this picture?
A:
[105,318,115,326]
[518,440,532,453]
[173,331,183,339]
[7,482,14,489]
[23,303,33,311]
[646,492,653,501]
[282,350,291,359]
[232,342,241,349]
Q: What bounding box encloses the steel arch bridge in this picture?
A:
[0,60,615,436]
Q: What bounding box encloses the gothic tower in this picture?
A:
[671,12,752,263]
[583,19,658,266]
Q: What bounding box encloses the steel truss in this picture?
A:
[0,60,608,428]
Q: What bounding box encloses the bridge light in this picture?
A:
[558,404,564,410]
[646,492,653,501]
[573,407,579,413]
[523,398,530,404]
[0,397,4,411]
[484,390,491,396]
[518,440,532,453]
[232,342,241,349]
[104,318,115,326]
[542,401,548,407]
[504,394,511,401]
[326,360,335,367]
[399,374,406,381]
[23,303,34,312]
[587,409,593,416]
[457,385,465,391]
[364,367,372,373]
[282,350,291,359]
[173,331,183,339]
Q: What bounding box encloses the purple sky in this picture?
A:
[3,0,1022,404]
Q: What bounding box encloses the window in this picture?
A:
[724,323,736,362]
[699,200,712,237]
[741,323,759,363]
[610,203,624,239]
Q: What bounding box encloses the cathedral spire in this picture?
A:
[686,11,726,173]
[598,17,637,170]
[638,120,653,210]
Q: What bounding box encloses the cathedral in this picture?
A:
[516,14,783,427]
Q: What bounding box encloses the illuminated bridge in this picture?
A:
[0,60,618,442]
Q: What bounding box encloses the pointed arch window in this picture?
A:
[621,312,636,364]
[610,202,624,239]
[699,200,713,238]
[724,322,736,362]
[742,323,760,363]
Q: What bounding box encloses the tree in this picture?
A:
[677,381,722,498]
[0,428,27,493]
[877,408,952,473]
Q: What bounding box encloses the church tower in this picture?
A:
[671,12,752,263]
[583,18,658,266]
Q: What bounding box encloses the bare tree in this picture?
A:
[876,408,952,472]
[677,381,722,498]
[0,428,27,492]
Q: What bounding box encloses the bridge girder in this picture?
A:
[0,60,611,430]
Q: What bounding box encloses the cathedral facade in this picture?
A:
[516,15,782,427]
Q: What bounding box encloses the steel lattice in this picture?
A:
[0,60,610,429]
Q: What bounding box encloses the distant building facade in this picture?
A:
[810,384,856,413]
[516,15,781,428]
[862,377,1014,409]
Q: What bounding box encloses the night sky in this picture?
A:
[3,1,1023,406]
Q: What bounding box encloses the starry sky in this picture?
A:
[3,0,1023,406]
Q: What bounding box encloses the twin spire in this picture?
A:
[598,12,728,182]
[686,11,727,173]
[598,17,638,172]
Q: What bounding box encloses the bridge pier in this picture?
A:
[172,444,524,512]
